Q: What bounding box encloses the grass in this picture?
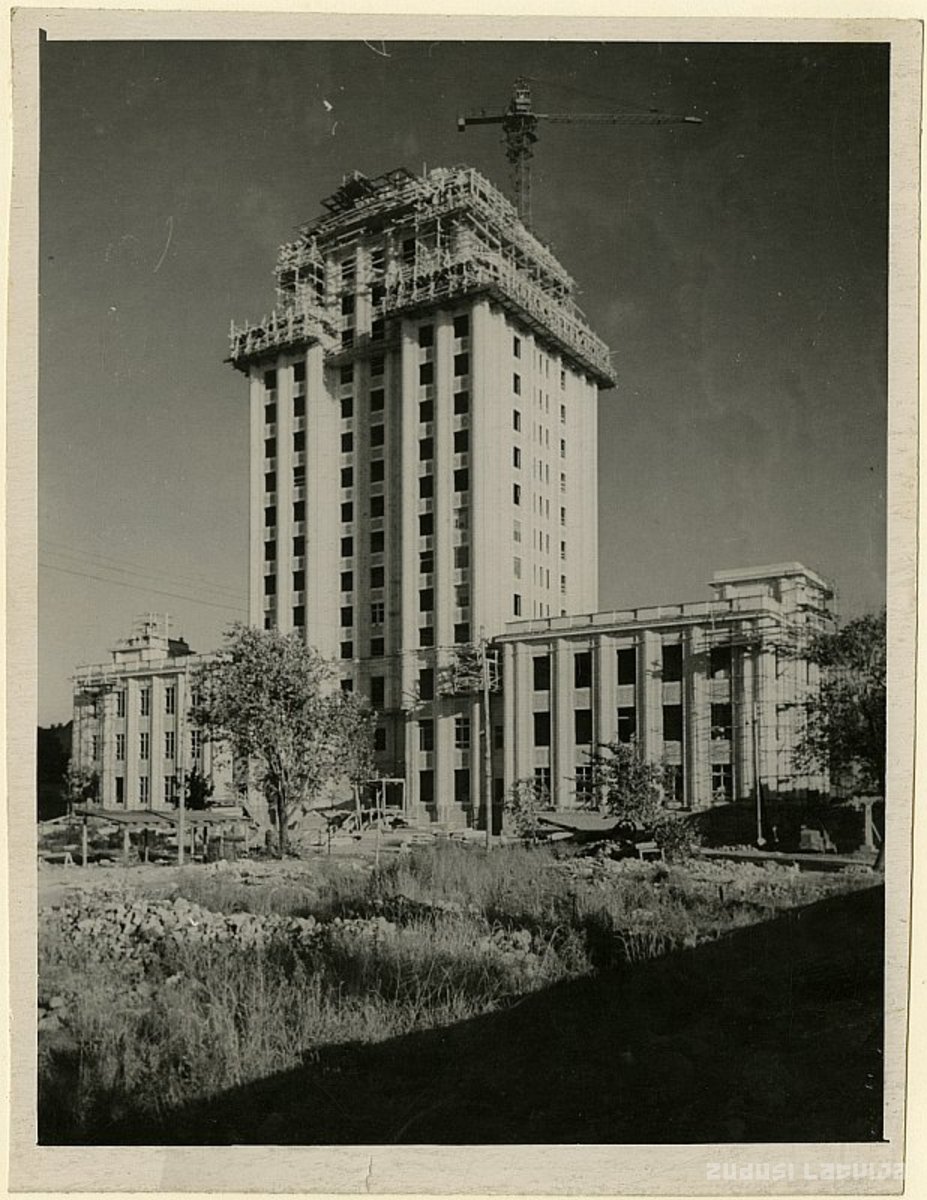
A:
[38,842,877,1142]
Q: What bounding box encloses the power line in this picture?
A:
[39,561,247,615]
[42,540,247,602]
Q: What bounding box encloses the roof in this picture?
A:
[537,812,624,834]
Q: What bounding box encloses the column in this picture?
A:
[124,678,139,807]
[594,634,616,746]
[469,693,482,823]
[685,626,710,809]
[100,691,117,806]
[434,312,454,650]
[248,369,264,625]
[513,643,533,790]
[502,642,517,798]
[305,342,339,657]
[276,355,294,632]
[552,640,572,808]
[398,320,420,723]
[150,676,164,809]
[638,631,663,763]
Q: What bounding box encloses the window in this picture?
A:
[454,353,470,376]
[454,507,469,530]
[419,437,433,461]
[374,727,387,752]
[371,676,385,707]
[370,389,385,412]
[513,520,522,544]
[419,362,434,386]
[341,501,353,523]
[419,669,434,701]
[264,436,276,458]
[711,703,733,741]
[370,565,385,588]
[165,775,177,805]
[454,769,470,805]
[513,556,522,579]
[293,535,305,557]
[513,409,521,431]
[294,395,305,419]
[340,364,354,385]
[419,513,434,537]
[139,776,150,807]
[165,685,176,715]
[454,622,470,644]
[711,763,734,801]
[454,584,469,608]
[419,719,434,752]
[116,733,126,760]
[454,429,469,454]
[513,335,521,358]
[191,730,202,761]
[140,688,150,717]
[710,646,732,679]
[139,731,150,760]
[419,625,435,647]
[419,399,434,423]
[663,704,683,742]
[454,468,469,492]
[513,446,521,468]
[419,769,435,805]
[617,706,637,743]
[293,606,305,627]
[340,570,353,592]
[340,397,353,419]
[264,540,276,563]
[420,550,434,574]
[513,593,522,616]
[370,458,385,482]
[533,711,551,747]
[454,391,469,414]
[264,401,276,424]
[340,432,353,453]
[340,678,354,693]
[513,483,521,505]
[574,651,592,689]
[560,438,566,458]
[264,368,277,390]
[574,709,593,745]
[264,505,276,528]
[617,648,636,685]
[533,655,551,691]
[560,575,567,595]
[513,373,521,395]
[662,643,683,682]
[340,605,353,627]
[419,474,434,499]
[455,716,471,750]
[371,495,385,518]
[293,500,305,522]
[560,472,566,494]
[560,403,566,424]
[575,765,595,805]
[560,368,566,389]
[116,690,125,718]
[164,731,175,760]
[419,588,434,612]
[494,723,505,750]
[560,540,566,560]
[341,466,353,487]
[534,767,551,800]
[418,324,434,348]
[371,637,385,657]
[340,641,353,660]
[371,356,384,377]
[370,530,385,554]
[293,361,306,384]
[560,506,566,526]
[264,471,276,493]
[454,545,469,569]
[453,313,470,338]
[340,536,353,557]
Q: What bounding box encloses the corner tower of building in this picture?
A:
[230,165,614,827]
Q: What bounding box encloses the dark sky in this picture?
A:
[39,39,888,722]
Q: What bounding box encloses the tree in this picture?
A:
[586,739,699,860]
[182,767,214,811]
[64,763,99,810]
[191,624,375,856]
[797,610,886,795]
[504,776,550,842]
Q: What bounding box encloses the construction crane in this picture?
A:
[458,77,702,227]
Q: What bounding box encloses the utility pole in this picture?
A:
[752,699,766,848]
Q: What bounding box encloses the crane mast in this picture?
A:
[458,76,701,227]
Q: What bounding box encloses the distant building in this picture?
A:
[495,563,835,811]
[71,615,231,811]
[229,165,611,827]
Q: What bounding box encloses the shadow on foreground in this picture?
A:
[44,883,884,1145]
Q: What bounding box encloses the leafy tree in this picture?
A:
[191,624,375,855]
[182,767,214,811]
[797,611,886,794]
[504,776,549,842]
[586,739,699,860]
[65,763,99,809]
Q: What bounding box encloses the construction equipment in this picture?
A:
[458,77,702,227]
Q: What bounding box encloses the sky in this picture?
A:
[38,38,889,724]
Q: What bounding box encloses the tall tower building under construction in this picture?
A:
[230,165,614,827]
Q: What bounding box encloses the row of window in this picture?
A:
[528,702,735,748]
[529,645,734,691]
[111,685,179,719]
[338,621,472,659]
[107,729,202,762]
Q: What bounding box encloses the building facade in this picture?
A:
[496,563,834,810]
[230,166,613,827]
[71,616,232,811]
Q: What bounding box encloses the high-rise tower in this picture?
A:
[230,165,614,827]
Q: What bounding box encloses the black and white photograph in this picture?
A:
[9,11,917,1194]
